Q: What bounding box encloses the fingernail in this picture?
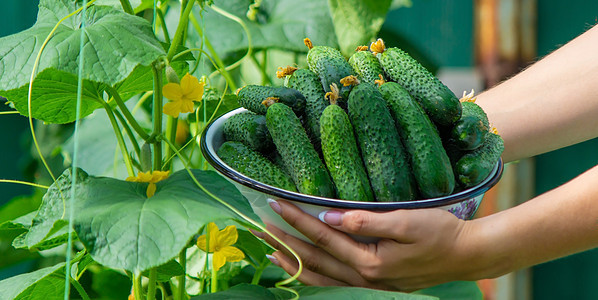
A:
[266,254,280,266]
[318,210,343,226]
[267,199,282,215]
[249,228,265,239]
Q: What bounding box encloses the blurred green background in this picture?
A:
[1,0,597,299]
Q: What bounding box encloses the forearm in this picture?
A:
[476,24,598,162]
[468,164,598,279]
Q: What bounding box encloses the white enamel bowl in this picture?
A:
[200,108,503,243]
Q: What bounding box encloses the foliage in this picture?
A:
[0,0,482,299]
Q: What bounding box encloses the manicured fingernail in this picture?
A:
[266,254,280,266]
[249,228,265,239]
[267,199,282,215]
[318,210,343,226]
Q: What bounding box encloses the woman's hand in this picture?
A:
[259,200,490,292]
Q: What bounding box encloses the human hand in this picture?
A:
[259,200,489,292]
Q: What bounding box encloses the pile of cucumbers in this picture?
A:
[217,38,504,202]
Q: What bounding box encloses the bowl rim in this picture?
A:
[200,108,504,211]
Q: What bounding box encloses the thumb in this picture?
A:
[319,208,451,242]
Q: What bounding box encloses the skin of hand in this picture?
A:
[255,24,598,291]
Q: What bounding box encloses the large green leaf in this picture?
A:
[0,0,164,123]
[0,0,164,91]
[202,0,338,59]
[1,68,104,124]
[24,168,260,273]
[328,0,392,56]
[413,281,483,300]
[192,284,439,300]
[0,263,66,300]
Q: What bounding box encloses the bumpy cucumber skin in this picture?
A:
[306,46,355,96]
[237,85,306,115]
[217,141,297,192]
[223,111,273,153]
[348,83,417,202]
[348,50,385,85]
[266,103,336,198]
[378,48,461,126]
[320,104,375,202]
[450,101,490,150]
[379,82,455,198]
[455,132,504,188]
[285,69,328,145]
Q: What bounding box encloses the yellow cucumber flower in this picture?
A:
[126,170,170,198]
[162,73,204,117]
[197,222,245,272]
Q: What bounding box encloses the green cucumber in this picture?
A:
[265,102,336,198]
[347,83,417,202]
[348,48,385,85]
[217,141,297,192]
[223,111,273,153]
[379,82,455,198]
[320,103,374,202]
[455,131,504,188]
[237,85,306,115]
[284,68,329,145]
[377,47,461,126]
[305,38,355,98]
[450,101,490,150]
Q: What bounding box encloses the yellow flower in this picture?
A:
[162,73,204,117]
[197,222,245,272]
[126,170,170,198]
[460,89,477,103]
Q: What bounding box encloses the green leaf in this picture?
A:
[193,284,439,300]
[142,259,185,282]
[114,60,190,101]
[0,263,66,300]
[0,0,164,91]
[191,283,278,300]
[327,0,392,56]
[202,0,338,58]
[236,229,272,266]
[275,286,438,300]
[91,268,132,299]
[1,68,104,124]
[25,168,260,273]
[0,192,43,225]
[414,281,483,300]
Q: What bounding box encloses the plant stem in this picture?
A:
[156,8,171,43]
[101,100,136,176]
[190,14,238,91]
[251,260,269,285]
[152,64,164,171]
[70,277,91,300]
[119,0,134,14]
[147,268,158,300]
[163,116,178,171]
[251,52,273,86]
[167,0,196,61]
[210,260,218,294]
[177,249,187,300]
[113,109,142,160]
[107,86,150,141]
[134,273,143,300]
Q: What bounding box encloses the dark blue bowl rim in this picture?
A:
[200,108,504,211]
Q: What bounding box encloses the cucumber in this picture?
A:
[379,82,455,198]
[450,101,490,150]
[304,38,355,98]
[455,131,504,188]
[377,46,461,126]
[347,83,417,202]
[237,85,306,115]
[265,102,336,198]
[223,111,273,153]
[320,102,375,202]
[217,141,297,192]
[284,68,329,145]
[348,48,385,85]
